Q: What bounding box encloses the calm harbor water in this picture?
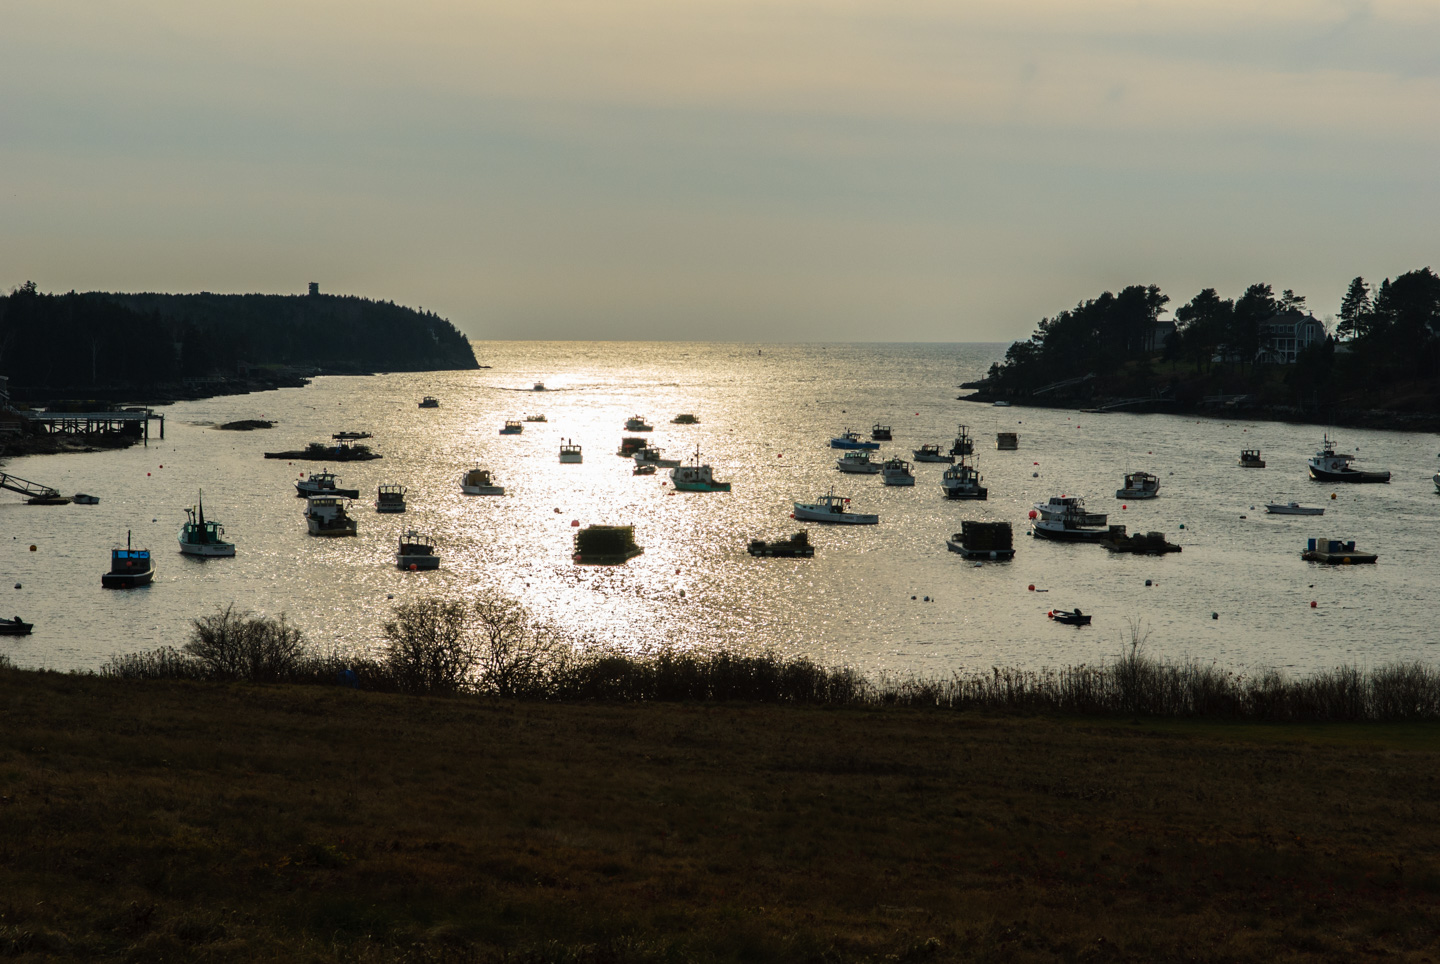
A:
[3,341,1438,676]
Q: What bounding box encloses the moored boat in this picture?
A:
[1116,471,1160,500]
[73,493,100,505]
[376,484,407,513]
[634,446,681,469]
[396,530,440,570]
[460,468,505,495]
[1049,608,1090,626]
[950,425,974,457]
[793,489,878,525]
[1301,537,1377,564]
[1307,434,1390,483]
[617,437,649,457]
[500,420,524,435]
[880,457,915,486]
[102,531,154,587]
[178,491,236,557]
[625,415,654,432]
[1031,496,1109,542]
[830,429,880,450]
[296,469,360,499]
[0,616,32,636]
[559,440,583,463]
[533,382,547,391]
[1266,502,1323,516]
[418,396,440,408]
[672,413,700,424]
[871,423,892,441]
[1239,449,1266,468]
[940,459,987,500]
[946,521,1015,560]
[912,444,954,464]
[304,496,358,537]
[671,447,731,492]
[836,450,881,474]
[747,531,814,557]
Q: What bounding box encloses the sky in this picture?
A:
[1,1,1437,343]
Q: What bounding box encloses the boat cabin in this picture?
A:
[1239,449,1265,468]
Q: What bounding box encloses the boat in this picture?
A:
[1266,502,1323,516]
[304,496,358,537]
[1307,434,1390,483]
[1100,526,1181,554]
[617,437,649,457]
[102,531,154,588]
[1239,449,1266,468]
[993,401,1012,408]
[793,489,878,525]
[1049,608,1090,626]
[1115,471,1160,500]
[940,459,987,500]
[500,420,524,435]
[460,468,505,495]
[671,447,731,492]
[72,493,99,505]
[633,463,657,475]
[573,525,644,564]
[950,425,974,457]
[912,444,954,464]
[1031,497,1110,542]
[830,430,880,451]
[946,521,1015,560]
[27,492,70,505]
[871,424,893,441]
[836,450,881,474]
[0,617,32,636]
[634,446,681,469]
[880,457,915,486]
[1302,537,1377,564]
[672,414,700,424]
[748,531,814,558]
[375,484,408,513]
[333,431,372,440]
[525,414,548,422]
[177,491,236,557]
[396,530,440,570]
[295,470,360,499]
[1434,472,1440,494]
[625,415,654,432]
[419,396,440,408]
[559,440,583,463]
[996,432,1018,450]
[533,382,547,391]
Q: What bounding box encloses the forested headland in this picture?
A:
[971,266,1440,427]
[0,283,478,403]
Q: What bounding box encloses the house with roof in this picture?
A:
[1256,310,1326,364]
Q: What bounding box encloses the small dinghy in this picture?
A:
[1049,608,1091,626]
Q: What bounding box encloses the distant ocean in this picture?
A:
[2,341,1435,676]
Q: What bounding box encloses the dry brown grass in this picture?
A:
[2,667,1440,962]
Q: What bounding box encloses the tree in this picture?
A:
[1231,283,1277,371]
[1337,277,1371,340]
[472,597,565,697]
[381,599,474,694]
[1174,288,1233,372]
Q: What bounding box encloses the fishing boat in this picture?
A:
[72,493,100,505]
[624,415,654,432]
[793,489,878,525]
[500,420,524,435]
[633,463,657,475]
[1049,608,1090,626]
[1100,527,1181,554]
[304,496,358,537]
[396,530,440,570]
[836,450,881,474]
[996,432,1018,450]
[1115,471,1160,500]
[418,396,439,408]
[1031,496,1110,542]
[295,469,360,499]
[102,531,154,588]
[871,424,893,441]
[830,429,880,450]
[1307,434,1390,483]
[533,382,547,391]
[672,413,700,424]
[460,468,505,495]
[559,440,583,463]
[1302,537,1377,564]
[573,525,644,564]
[940,459,987,500]
[946,521,1015,560]
[617,437,649,457]
[912,444,954,464]
[1265,502,1323,516]
[671,447,731,492]
[177,491,236,557]
[880,457,915,486]
[747,531,814,558]
[0,616,32,636]
[375,484,407,513]
[950,425,974,457]
[634,446,681,469]
[525,414,548,422]
[1239,449,1266,468]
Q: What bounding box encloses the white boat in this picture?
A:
[304,496,357,537]
[634,446,680,469]
[836,450,881,474]
[793,489,878,525]
[670,447,731,492]
[625,415,654,432]
[1265,502,1324,516]
[559,440,583,463]
[177,491,236,557]
[375,483,407,513]
[1116,471,1159,500]
[396,530,440,570]
[500,420,524,435]
[880,457,915,486]
[1031,496,1109,542]
[72,493,100,505]
[296,469,359,499]
[912,444,954,464]
[1034,495,1107,525]
[460,468,505,495]
[941,459,987,500]
[993,401,1011,407]
[1308,434,1390,483]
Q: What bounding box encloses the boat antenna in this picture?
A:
[126,529,131,550]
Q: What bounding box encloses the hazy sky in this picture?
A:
[2,1,1436,342]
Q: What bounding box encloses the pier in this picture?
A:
[21,409,164,445]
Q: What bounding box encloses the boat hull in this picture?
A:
[559,453,583,464]
[946,538,1014,559]
[673,480,731,492]
[102,569,154,588]
[1266,504,1323,516]
[881,474,915,486]
[1308,465,1390,483]
[376,502,407,513]
[306,520,357,536]
[296,484,360,498]
[1301,549,1377,564]
[1031,523,1108,542]
[1116,489,1158,499]
[836,462,880,474]
[942,486,987,500]
[461,485,505,495]
[830,438,879,450]
[912,452,954,463]
[0,620,34,635]
[179,541,236,557]
[397,554,440,570]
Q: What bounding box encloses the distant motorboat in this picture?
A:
[949,425,974,457]
[880,457,915,486]
[525,414,548,422]
[419,396,440,408]
[1239,449,1266,468]
[940,459,986,500]
[871,424,892,441]
[500,420,524,435]
[304,496,358,537]
[376,484,408,513]
[912,444,954,464]
[0,616,32,636]
[1265,502,1324,516]
[102,531,154,587]
[559,440,583,463]
[396,530,440,570]
[836,451,881,474]
[296,469,359,499]
[461,468,505,495]
[625,415,654,432]
[671,447,731,492]
[72,493,100,505]
[178,491,236,557]
[1308,434,1389,483]
[830,429,879,451]
[793,489,878,525]
[533,382,547,391]
[634,446,681,469]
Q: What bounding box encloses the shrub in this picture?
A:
[184,605,308,683]
[381,598,473,694]
[473,597,566,697]
[101,646,207,680]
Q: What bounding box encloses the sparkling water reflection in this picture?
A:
[2,341,1437,675]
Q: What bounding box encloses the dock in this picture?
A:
[21,409,164,445]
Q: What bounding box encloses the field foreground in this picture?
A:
[2,670,1439,962]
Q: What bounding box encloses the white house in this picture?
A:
[1256,310,1326,364]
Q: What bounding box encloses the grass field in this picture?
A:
[3,667,1440,962]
